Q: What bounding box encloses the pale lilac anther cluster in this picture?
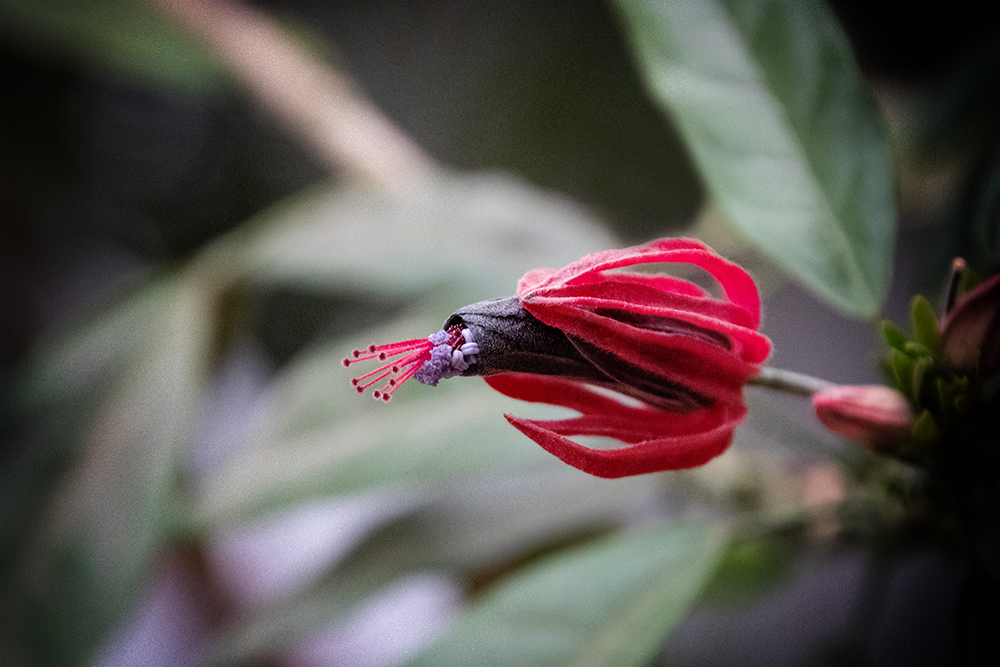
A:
[414,328,479,386]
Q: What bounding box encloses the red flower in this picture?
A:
[345,238,770,478]
[483,238,770,477]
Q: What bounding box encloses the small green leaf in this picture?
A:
[910,295,940,351]
[911,356,933,405]
[903,341,934,358]
[933,377,951,422]
[610,0,896,316]
[912,409,939,443]
[958,267,981,296]
[881,321,908,351]
[402,522,728,667]
[890,349,915,396]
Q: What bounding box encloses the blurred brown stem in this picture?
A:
[150,0,438,190]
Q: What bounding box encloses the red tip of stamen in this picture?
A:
[353,349,363,358]
[355,386,364,394]
[367,344,377,353]
[388,378,397,386]
[381,393,391,402]
[342,358,351,367]
[378,352,388,361]
[350,378,359,386]
[372,390,382,399]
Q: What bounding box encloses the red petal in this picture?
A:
[502,406,743,478]
[518,238,761,328]
[517,303,759,401]
[939,274,1000,375]
[523,293,770,364]
[527,279,756,329]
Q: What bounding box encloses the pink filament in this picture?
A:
[343,337,434,399]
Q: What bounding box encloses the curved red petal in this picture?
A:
[503,405,743,478]
[484,373,627,415]
[527,280,756,329]
[523,294,770,364]
[516,238,710,295]
[517,303,761,401]
[518,238,761,328]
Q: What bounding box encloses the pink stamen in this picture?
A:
[378,362,423,401]
[343,325,470,400]
[343,336,436,398]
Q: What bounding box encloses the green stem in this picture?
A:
[747,366,834,397]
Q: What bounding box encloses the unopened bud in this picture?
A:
[813,385,914,450]
[939,274,1000,379]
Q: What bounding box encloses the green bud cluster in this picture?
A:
[879,272,985,460]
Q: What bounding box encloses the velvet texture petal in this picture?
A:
[486,374,746,478]
[489,237,770,477]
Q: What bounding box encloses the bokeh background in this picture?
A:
[2,1,999,666]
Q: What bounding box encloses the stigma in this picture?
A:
[342,325,479,401]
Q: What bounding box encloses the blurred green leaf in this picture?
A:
[10,279,170,414]
[610,0,896,316]
[206,470,665,665]
[193,364,561,528]
[700,534,790,605]
[401,521,727,667]
[881,321,908,351]
[0,0,225,95]
[2,280,170,579]
[225,173,616,298]
[910,295,940,351]
[10,276,212,667]
[189,173,619,527]
[912,409,939,442]
[890,348,915,396]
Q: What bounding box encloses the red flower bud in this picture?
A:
[812,384,914,450]
[939,274,1000,378]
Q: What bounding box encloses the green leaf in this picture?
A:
[912,409,939,443]
[911,355,933,406]
[881,321,908,351]
[226,173,616,299]
[205,471,664,665]
[8,278,168,414]
[402,521,728,667]
[910,295,940,351]
[9,276,212,667]
[610,0,896,316]
[890,348,915,396]
[0,0,225,95]
[700,534,789,605]
[2,279,167,577]
[194,376,563,528]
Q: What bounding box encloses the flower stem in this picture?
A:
[747,366,834,397]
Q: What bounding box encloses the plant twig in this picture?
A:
[747,366,834,397]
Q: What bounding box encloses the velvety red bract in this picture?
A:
[485,237,771,478]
